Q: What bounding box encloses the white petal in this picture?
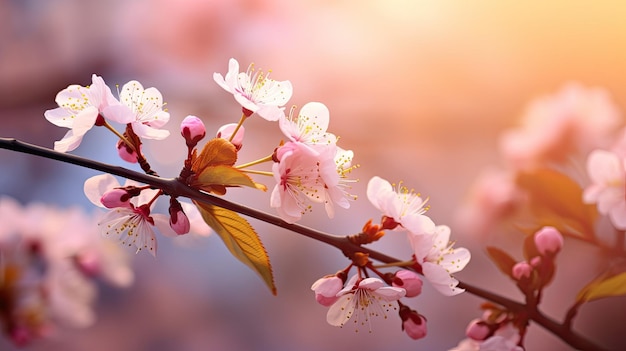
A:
[366,176,393,211]
[153,213,177,237]
[326,294,354,327]
[408,232,435,263]
[84,174,120,207]
[132,122,171,140]
[440,247,471,274]
[373,286,406,301]
[422,262,465,296]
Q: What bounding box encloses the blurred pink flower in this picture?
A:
[454,167,523,238]
[213,58,293,121]
[500,82,622,170]
[583,149,626,229]
[0,196,134,346]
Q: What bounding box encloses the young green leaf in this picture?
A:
[194,200,276,295]
[486,246,517,279]
[576,271,626,304]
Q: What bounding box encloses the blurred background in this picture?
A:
[1,0,625,350]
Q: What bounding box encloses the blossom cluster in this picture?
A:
[0,197,133,347]
[40,58,470,343]
[44,58,356,256]
[311,176,470,339]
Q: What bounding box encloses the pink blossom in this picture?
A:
[84,174,177,256]
[366,176,435,234]
[326,274,405,330]
[409,225,471,296]
[213,58,293,121]
[103,80,171,140]
[270,142,353,223]
[44,74,126,152]
[278,102,337,152]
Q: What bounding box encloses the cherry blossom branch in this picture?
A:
[0,137,609,351]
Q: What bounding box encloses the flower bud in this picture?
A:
[116,140,139,163]
[534,226,564,256]
[511,261,533,280]
[181,115,206,148]
[311,275,343,306]
[392,270,423,297]
[381,215,400,230]
[169,199,190,235]
[399,306,427,340]
[101,189,133,209]
[74,250,101,277]
[465,318,491,341]
[217,123,245,150]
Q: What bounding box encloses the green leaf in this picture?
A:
[195,164,266,191]
[486,246,517,279]
[576,271,626,304]
[516,169,598,241]
[193,200,276,295]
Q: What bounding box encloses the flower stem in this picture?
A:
[228,113,246,143]
[236,154,274,169]
[0,137,610,351]
[102,121,133,150]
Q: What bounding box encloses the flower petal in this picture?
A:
[84,174,120,207]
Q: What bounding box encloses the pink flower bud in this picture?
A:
[512,261,533,280]
[74,250,101,277]
[181,115,206,147]
[466,318,491,341]
[399,307,428,340]
[311,275,343,306]
[530,256,542,267]
[392,270,423,297]
[534,226,564,255]
[117,140,139,163]
[169,207,191,235]
[10,326,31,347]
[101,189,132,208]
[217,123,245,150]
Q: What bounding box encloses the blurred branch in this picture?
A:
[0,137,609,351]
